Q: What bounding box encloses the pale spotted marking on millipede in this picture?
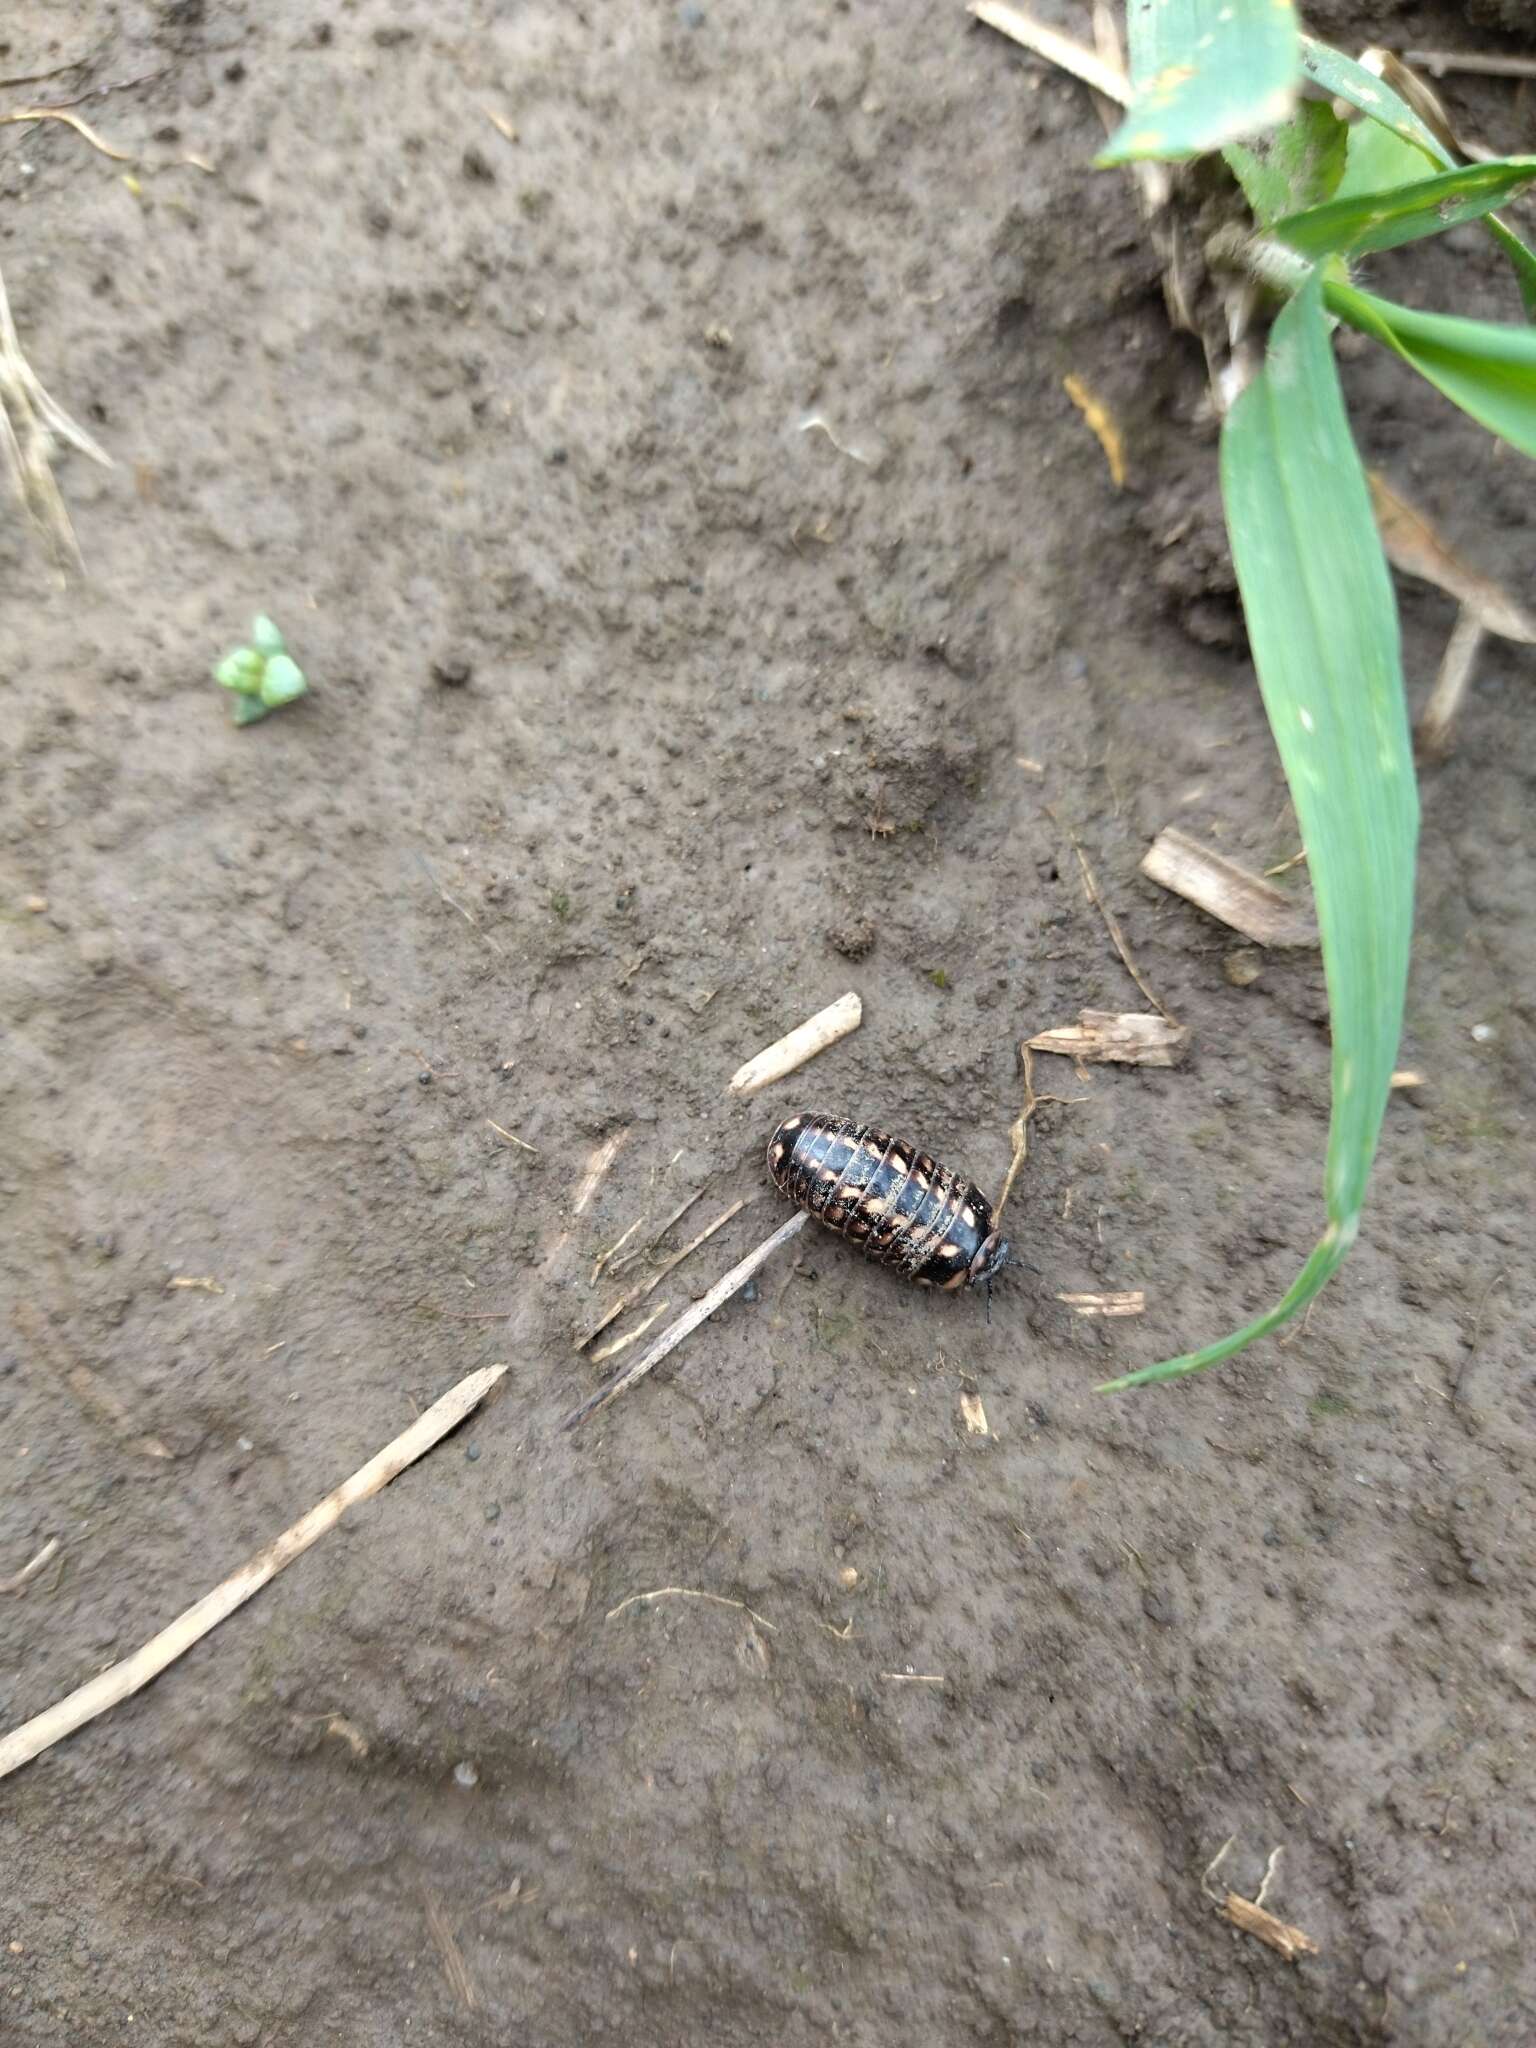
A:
[766,1113,1009,1296]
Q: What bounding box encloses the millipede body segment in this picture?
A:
[766,1113,1008,1291]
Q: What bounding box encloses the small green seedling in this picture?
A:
[213,615,309,725]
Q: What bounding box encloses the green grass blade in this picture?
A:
[1225,101,1347,228]
[1099,0,1300,166]
[1298,37,1450,163]
[1326,282,1536,456]
[1299,35,1536,313]
[1102,274,1418,1393]
[1275,157,1536,260]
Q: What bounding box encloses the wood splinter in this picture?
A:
[563,1212,808,1432]
[728,991,862,1098]
[0,1363,509,1781]
[1141,827,1317,949]
[1028,1011,1189,1068]
[1203,1839,1319,1965]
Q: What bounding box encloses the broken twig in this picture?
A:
[996,1046,1085,1225]
[1,1537,60,1594]
[1028,1011,1189,1068]
[423,1892,480,2012]
[1141,826,1316,948]
[571,1128,630,1215]
[0,1363,508,1780]
[1415,611,1486,765]
[0,257,113,565]
[1057,1289,1146,1317]
[967,2,1129,103]
[1202,1838,1320,1963]
[562,1212,808,1432]
[589,1300,669,1364]
[606,1587,777,1632]
[1053,817,1177,1020]
[578,1198,748,1350]
[728,991,862,1098]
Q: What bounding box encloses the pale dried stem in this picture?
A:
[577,1198,748,1351]
[1414,609,1486,763]
[0,1363,508,1780]
[1141,826,1316,948]
[606,1587,777,1632]
[562,1212,808,1431]
[0,258,113,567]
[728,992,862,1097]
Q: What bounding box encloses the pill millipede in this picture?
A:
[767,1113,1009,1295]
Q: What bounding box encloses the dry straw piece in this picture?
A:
[728,991,862,1097]
[0,1363,508,1781]
[1028,1011,1189,1068]
[1141,827,1317,948]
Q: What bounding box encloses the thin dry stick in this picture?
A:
[728,991,863,1097]
[646,1185,706,1252]
[0,106,135,160]
[1404,50,1536,80]
[0,256,113,564]
[591,1214,644,1284]
[0,1363,508,1780]
[1057,1289,1146,1317]
[881,1671,945,1685]
[1043,807,1176,1022]
[562,1211,808,1432]
[1141,825,1317,948]
[487,1119,536,1154]
[589,1300,669,1364]
[606,1587,777,1632]
[996,1047,1086,1224]
[571,1128,630,1216]
[967,2,1130,103]
[577,1198,748,1351]
[1,1537,60,1594]
[422,1892,480,2012]
[1415,609,1486,762]
[1201,1836,1319,1962]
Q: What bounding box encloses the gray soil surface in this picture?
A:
[3,4,1534,2043]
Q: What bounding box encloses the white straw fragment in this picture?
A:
[968,2,1131,104]
[728,992,862,1098]
[563,1212,808,1431]
[0,1363,508,1781]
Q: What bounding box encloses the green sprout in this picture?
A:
[213,615,309,726]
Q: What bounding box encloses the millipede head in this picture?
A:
[968,1230,1010,1288]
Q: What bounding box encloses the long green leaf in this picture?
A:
[1275,157,1536,260]
[1326,281,1536,457]
[1299,35,1536,314]
[1104,275,1417,1391]
[1099,0,1300,166]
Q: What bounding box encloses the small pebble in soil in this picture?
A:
[839,1566,859,1589]
[742,1278,760,1302]
[1471,1022,1495,1043]
[485,1502,501,1523]
[465,1442,480,1462]
[431,653,473,687]
[453,1761,479,1789]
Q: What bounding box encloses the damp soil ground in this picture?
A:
[3,5,1535,2044]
